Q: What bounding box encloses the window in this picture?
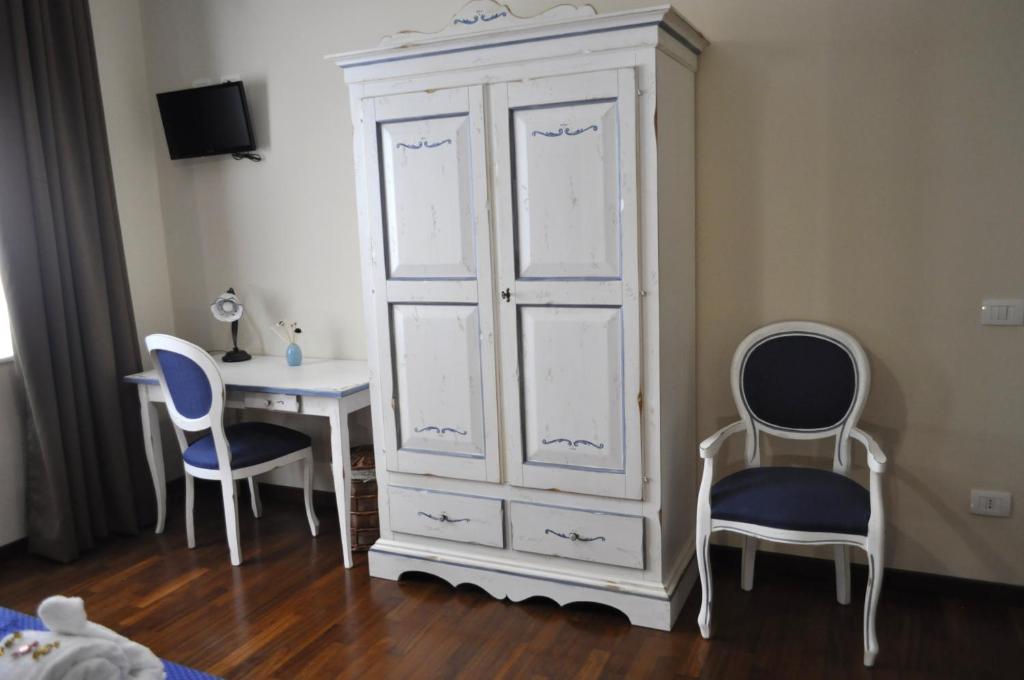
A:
[0,277,12,360]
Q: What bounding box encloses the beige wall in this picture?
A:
[682,0,1024,585]
[92,0,1023,585]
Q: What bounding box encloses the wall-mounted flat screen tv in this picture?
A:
[156,81,256,160]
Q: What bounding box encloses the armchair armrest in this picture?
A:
[851,427,887,473]
[699,420,746,459]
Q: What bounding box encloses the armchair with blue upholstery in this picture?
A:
[695,321,887,666]
[145,334,319,566]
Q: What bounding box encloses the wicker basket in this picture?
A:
[349,445,379,551]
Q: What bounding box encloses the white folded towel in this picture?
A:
[0,596,164,680]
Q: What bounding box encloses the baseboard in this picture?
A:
[710,544,1024,604]
[0,538,27,559]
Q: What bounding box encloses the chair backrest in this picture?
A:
[145,334,231,469]
[731,321,870,472]
[145,334,224,430]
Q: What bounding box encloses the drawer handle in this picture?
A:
[415,425,468,436]
[418,511,470,524]
[545,529,605,543]
[542,437,605,450]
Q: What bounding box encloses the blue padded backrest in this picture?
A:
[155,350,212,419]
[740,333,857,432]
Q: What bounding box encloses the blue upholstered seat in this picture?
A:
[183,422,311,470]
[711,466,870,536]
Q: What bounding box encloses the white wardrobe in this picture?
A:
[332,1,707,629]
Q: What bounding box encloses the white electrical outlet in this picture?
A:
[970,490,1012,517]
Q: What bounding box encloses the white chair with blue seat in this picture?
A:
[695,321,887,666]
[145,334,319,566]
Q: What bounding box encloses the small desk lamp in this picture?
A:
[210,288,251,362]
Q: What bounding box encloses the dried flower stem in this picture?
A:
[271,320,302,345]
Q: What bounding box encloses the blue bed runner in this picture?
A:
[0,606,220,679]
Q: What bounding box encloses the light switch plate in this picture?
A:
[980,299,1024,326]
[970,489,1012,517]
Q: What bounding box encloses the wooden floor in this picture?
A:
[1,484,1020,680]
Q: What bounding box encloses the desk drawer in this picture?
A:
[388,486,504,548]
[510,502,644,569]
[242,393,300,412]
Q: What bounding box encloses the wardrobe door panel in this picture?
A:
[492,69,643,500]
[391,304,485,458]
[512,100,620,279]
[364,86,499,483]
[519,306,624,472]
[380,114,476,279]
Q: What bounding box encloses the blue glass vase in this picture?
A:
[286,342,302,367]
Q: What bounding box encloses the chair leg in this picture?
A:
[740,536,757,592]
[696,529,713,639]
[863,542,884,667]
[249,477,263,519]
[302,457,320,537]
[695,457,715,639]
[835,545,851,605]
[692,488,714,641]
[184,473,196,549]
[220,478,242,566]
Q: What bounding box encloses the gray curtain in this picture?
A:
[0,0,153,561]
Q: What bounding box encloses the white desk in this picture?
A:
[125,355,370,568]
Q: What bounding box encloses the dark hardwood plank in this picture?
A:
[0,483,1020,679]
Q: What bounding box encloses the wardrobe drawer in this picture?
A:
[510,502,644,569]
[388,486,504,548]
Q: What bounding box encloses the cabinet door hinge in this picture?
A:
[391,397,397,410]
[637,390,644,413]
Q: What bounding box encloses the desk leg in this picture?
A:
[329,401,353,568]
[138,385,166,534]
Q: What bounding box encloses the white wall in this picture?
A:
[90,0,175,355]
[90,0,184,480]
[137,0,371,360]
[90,0,1024,586]
[0,363,26,546]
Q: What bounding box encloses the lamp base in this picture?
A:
[222,348,252,363]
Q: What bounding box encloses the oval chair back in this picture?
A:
[144,334,231,471]
[730,321,871,473]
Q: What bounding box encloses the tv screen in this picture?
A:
[156,81,256,160]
